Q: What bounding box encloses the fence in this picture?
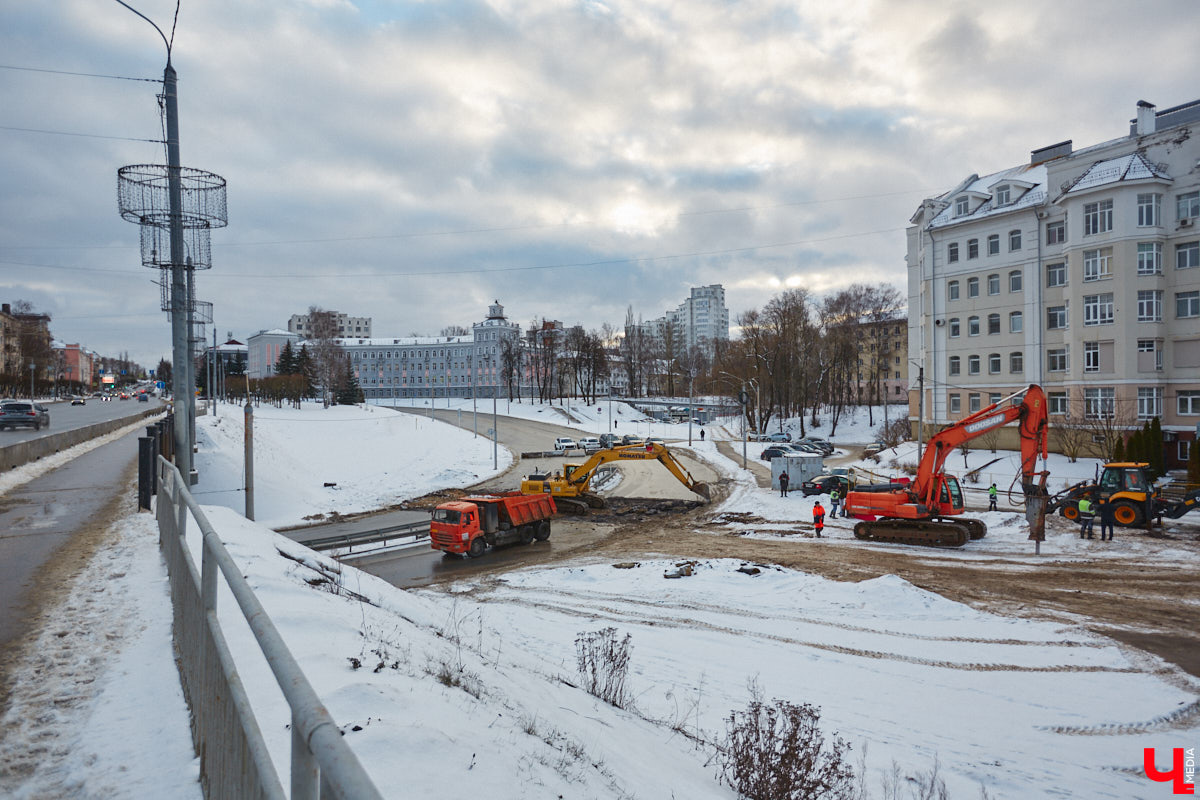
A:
[0,405,162,471]
[156,456,384,799]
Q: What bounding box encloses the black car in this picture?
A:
[599,433,619,449]
[800,474,851,496]
[620,434,644,446]
[0,401,50,431]
[760,446,794,461]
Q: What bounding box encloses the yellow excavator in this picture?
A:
[520,443,712,514]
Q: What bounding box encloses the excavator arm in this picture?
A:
[913,384,1048,509]
[567,443,710,499]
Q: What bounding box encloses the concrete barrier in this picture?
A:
[0,407,164,471]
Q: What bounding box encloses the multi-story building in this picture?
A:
[288,311,372,338]
[638,285,730,356]
[247,329,302,379]
[855,316,908,403]
[342,300,522,400]
[57,343,97,391]
[908,99,1200,466]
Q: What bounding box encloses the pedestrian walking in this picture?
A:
[829,487,841,518]
[700,429,705,441]
[813,501,825,537]
[1097,495,1116,541]
[1077,495,1095,539]
[988,483,998,511]
[779,470,790,497]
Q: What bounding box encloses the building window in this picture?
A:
[995,185,1011,205]
[949,318,960,337]
[987,235,1000,256]
[1137,290,1163,322]
[1178,241,1200,270]
[1083,293,1114,326]
[987,273,1000,294]
[1009,229,1022,251]
[948,280,959,300]
[1046,262,1066,287]
[1084,199,1113,235]
[1048,391,1068,415]
[969,393,981,413]
[968,316,980,336]
[1177,291,1200,318]
[1179,191,1200,220]
[1179,391,1200,415]
[968,355,981,375]
[1047,305,1068,330]
[955,196,970,217]
[1137,387,1163,419]
[1085,387,1115,419]
[1046,220,1066,244]
[1138,193,1161,227]
[948,242,959,263]
[968,239,979,259]
[1008,270,1022,292]
[987,313,1001,334]
[1010,351,1023,373]
[1138,339,1164,371]
[949,394,961,414]
[948,356,960,376]
[967,277,979,297]
[1137,242,1163,275]
[1010,311,1023,333]
[1048,348,1069,372]
[1083,248,1111,281]
[1084,341,1100,373]
[1180,440,1192,462]
[988,353,1001,373]
[989,393,1002,406]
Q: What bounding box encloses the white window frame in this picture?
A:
[948,280,960,300]
[1047,305,1068,330]
[988,353,1001,374]
[1178,391,1200,415]
[969,393,981,413]
[1137,193,1161,227]
[1046,220,1066,245]
[1137,242,1162,275]
[987,235,1000,256]
[987,313,1001,335]
[968,316,980,336]
[1138,339,1163,371]
[955,196,970,217]
[968,355,981,375]
[1137,290,1163,322]
[1048,392,1068,415]
[1084,199,1113,235]
[1009,270,1022,292]
[1178,191,1200,220]
[1046,262,1066,287]
[1137,387,1162,419]
[1009,229,1022,251]
[1010,311,1022,333]
[1083,293,1114,326]
[1010,351,1023,373]
[948,356,960,376]
[949,394,961,414]
[1178,241,1200,270]
[1083,248,1111,281]
[1048,348,1069,372]
[1177,291,1200,319]
[968,239,979,259]
[1084,387,1115,419]
[949,318,960,337]
[1084,341,1099,373]
[987,273,1000,294]
[947,242,959,263]
[994,185,1011,206]
[967,277,979,297]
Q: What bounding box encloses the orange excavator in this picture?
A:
[844,384,1049,547]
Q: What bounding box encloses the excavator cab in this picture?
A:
[937,475,966,514]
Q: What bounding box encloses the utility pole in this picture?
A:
[916,364,925,465]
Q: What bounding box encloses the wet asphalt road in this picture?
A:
[0,396,163,445]
[0,429,140,653]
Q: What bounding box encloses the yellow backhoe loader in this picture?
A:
[520,443,712,514]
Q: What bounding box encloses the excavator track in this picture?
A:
[853,519,971,548]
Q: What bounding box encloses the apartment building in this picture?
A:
[288,311,372,338]
[908,99,1200,466]
[638,284,730,355]
[855,316,908,403]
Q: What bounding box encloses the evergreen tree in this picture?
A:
[1127,427,1143,465]
[296,344,315,398]
[1188,439,1200,487]
[276,340,297,375]
[1150,417,1165,477]
[335,357,363,405]
[1112,435,1125,463]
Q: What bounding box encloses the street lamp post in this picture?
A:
[29,361,35,400]
[470,353,477,437]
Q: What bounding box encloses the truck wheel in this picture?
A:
[1060,504,1079,521]
[1112,501,1144,527]
[467,537,487,558]
[534,521,551,541]
[520,525,535,545]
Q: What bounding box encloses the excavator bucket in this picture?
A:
[692,483,712,502]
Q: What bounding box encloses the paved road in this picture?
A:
[0,429,140,702]
[0,396,164,446]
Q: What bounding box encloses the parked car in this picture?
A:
[800,474,852,496]
[759,446,793,461]
[620,434,644,447]
[0,401,49,431]
[553,436,579,453]
[579,436,602,454]
[863,440,886,457]
[646,436,666,446]
[599,433,619,449]
[796,437,835,455]
[766,431,792,443]
[70,396,86,406]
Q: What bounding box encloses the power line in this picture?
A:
[0,124,163,144]
[0,63,160,83]
[0,225,904,279]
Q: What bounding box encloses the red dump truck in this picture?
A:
[430,492,557,558]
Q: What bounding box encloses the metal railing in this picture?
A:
[156,456,384,800]
[302,519,429,553]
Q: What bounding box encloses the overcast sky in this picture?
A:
[2,0,1198,369]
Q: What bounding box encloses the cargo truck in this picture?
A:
[430,492,557,558]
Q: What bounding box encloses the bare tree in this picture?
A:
[440,325,469,337]
[307,306,344,408]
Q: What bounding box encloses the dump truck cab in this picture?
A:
[430,493,556,558]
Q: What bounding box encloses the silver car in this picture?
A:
[0,401,50,431]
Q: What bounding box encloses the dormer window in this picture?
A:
[994,185,1011,206]
[954,196,970,217]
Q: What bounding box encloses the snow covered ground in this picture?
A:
[2,402,1197,798]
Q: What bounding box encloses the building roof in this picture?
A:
[926,163,1047,230]
[1059,152,1171,198]
[337,335,473,347]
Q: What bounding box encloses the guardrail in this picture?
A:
[156,456,383,800]
[302,519,429,553]
[0,405,162,471]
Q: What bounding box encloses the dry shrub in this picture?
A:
[575,627,632,708]
[720,697,855,800]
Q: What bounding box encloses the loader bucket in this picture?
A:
[692,483,712,502]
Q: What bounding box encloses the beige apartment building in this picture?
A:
[908,99,1200,467]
